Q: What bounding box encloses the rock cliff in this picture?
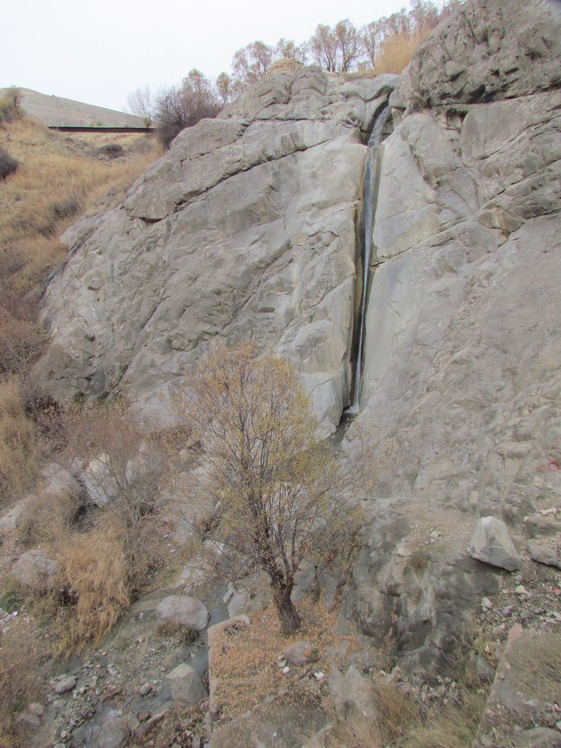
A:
[40,69,397,433]
[39,0,561,672]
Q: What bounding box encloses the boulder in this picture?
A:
[329,665,378,720]
[41,462,80,498]
[11,549,60,592]
[282,640,314,666]
[528,538,561,570]
[0,499,28,532]
[166,662,206,706]
[155,595,209,631]
[468,517,522,571]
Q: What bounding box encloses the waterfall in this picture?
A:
[347,105,390,416]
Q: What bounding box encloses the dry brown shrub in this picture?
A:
[0,377,39,506]
[53,517,131,654]
[210,597,353,724]
[40,402,172,654]
[17,483,82,549]
[374,28,431,75]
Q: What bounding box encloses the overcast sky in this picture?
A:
[4,0,424,112]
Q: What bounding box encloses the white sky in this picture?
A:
[3,0,420,112]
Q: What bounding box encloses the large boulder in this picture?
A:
[166,663,207,706]
[11,549,60,592]
[156,595,209,631]
[468,516,522,571]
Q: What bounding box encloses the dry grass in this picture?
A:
[0,116,159,513]
[0,377,39,506]
[374,28,432,75]
[0,617,44,744]
[0,118,159,292]
[52,517,131,654]
[210,597,353,724]
[407,690,487,748]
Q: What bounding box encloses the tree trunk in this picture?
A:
[273,587,301,634]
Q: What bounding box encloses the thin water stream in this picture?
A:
[346,105,390,417]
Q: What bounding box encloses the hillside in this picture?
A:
[2,0,561,746]
[0,87,148,128]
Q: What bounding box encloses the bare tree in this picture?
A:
[310,24,339,72]
[232,41,274,91]
[154,72,220,149]
[274,38,309,64]
[361,20,384,68]
[180,343,369,633]
[126,85,153,124]
[216,72,233,105]
[335,19,361,72]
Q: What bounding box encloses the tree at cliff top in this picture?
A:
[153,69,222,148]
[181,343,368,633]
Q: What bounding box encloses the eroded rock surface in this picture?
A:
[342,0,561,672]
[39,69,397,434]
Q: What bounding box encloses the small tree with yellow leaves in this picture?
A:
[182,342,367,634]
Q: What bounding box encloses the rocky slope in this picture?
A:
[37,0,561,689]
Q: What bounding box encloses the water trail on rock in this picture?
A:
[347,105,390,416]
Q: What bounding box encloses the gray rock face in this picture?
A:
[468,516,522,571]
[392,0,561,113]
[155,595,209,631]
[39,69,397,435]
[329,665,378,720]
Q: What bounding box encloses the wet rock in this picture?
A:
[71,707,126,748]
[468,517,522,571]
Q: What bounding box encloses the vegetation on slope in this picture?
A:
[129,0,462,147]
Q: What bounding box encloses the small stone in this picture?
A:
[481,597,493,611]
[283,640,314,666]
[314,671,325,681]
[27,702,45,717]
[277,659,287,668]
[14,713,40,731]
[54,676,76,694]
[515,585,529,596]
[139,682,151,696]
[282,666,290,674]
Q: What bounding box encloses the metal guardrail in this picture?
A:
[48,126,156,133]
